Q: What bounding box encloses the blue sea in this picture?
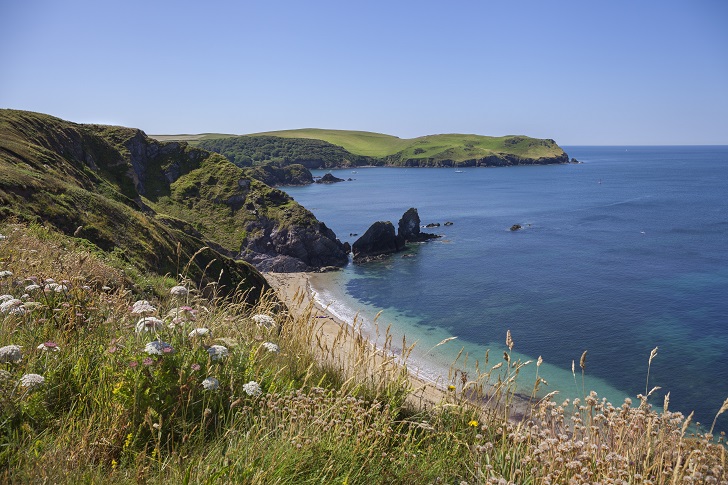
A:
[282,146,728,431]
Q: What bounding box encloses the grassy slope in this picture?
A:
[158,128,567,164]
[0,109,269,299]
[2,223,726,484]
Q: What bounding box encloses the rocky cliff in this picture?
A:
[0,109,348,282]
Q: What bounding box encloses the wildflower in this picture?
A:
[142,357,154,366]
[0,298,24,314]
[469,420,479,427]
[202,377,219,391]
[131,300,156,315]
[102,286,111,291]
[53,284,69,293]
[128,361,138,368]
[262,342,279,353]
[37,341,60,352]
[0,294,13,302]
[0,234,6,240]
[0,344,22,363]
[169,285,188,297]
[448,385,456,391]
[188,327,211,338]
[19,373,45,390]
[242,380,262,397]
[0,270,13,278]
[167,306,197,321]
[144,340,173,355]
[135,317,164,333]
[191,363,201,371]
[207,345,228,361]
[251,314,276,328]
[0,369,12,381]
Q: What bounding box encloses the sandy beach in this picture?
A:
[263,271,450,411]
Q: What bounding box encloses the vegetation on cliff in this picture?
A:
[1,223,726,484]
[0,109,346,275]
[191,129,570,168]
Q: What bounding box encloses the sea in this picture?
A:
[281,146,728,431]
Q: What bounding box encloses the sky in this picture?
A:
[1,0,727,145]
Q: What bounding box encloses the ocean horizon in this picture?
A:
[282,145,728,431]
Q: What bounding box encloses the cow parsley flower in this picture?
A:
[135,317,164,333]
[0,299,23,314]
[144,340,173,355]
[207,345,228,361]
[169,285,188,297]
[0,295,13,302]
[188,327,211,338]
[202,377,219,391]
[37,341,60,352]
[251,314,276,328]
[131,300,157,315]
[242,380,262,397]
[0,270,13,278]
[19,373,45,390]
[0,344,22,363]
[262,342,279,353]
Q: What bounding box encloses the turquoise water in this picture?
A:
[282,146,728,430]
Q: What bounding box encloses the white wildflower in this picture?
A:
[144,340,173,355]
[202,377,219,391]
[19,373,45,390]
[135,317,164,333]
[0,270,12,278]
[207,345,229,361]
[170,285,188,297]
[53,284,69,293]
[251,314,276,328]
[131,300,157,315]
[102,286,111,291]
[0,344,22,363]
[25,285,42,295]
[0,299,24,314]
[0,234,6,240]
[44,283,59,292]
[262,342,279,353]
[166,306,197,321]
[242,380,262,397]
[37,341,60,352]
[188,327,211,338]
[0,294,13,302]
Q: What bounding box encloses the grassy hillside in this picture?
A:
[2,222,726,483]
[0,109,346,296]
[250,129,412,158]
[160,128,569,167]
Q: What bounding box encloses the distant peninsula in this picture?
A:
[152,129,571,176]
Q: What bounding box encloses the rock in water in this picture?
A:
[352,221,405,262]
[315,173,345,184]
[397,208,440,242]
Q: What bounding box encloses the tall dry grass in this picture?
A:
[0,222,726,484]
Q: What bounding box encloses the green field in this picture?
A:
[156,128,567,164]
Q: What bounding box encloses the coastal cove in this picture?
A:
[281,146,728,429]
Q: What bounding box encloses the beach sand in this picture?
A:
[263,271,449,411]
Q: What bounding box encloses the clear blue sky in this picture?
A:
[1,0,726,145]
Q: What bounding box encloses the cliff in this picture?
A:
[0,109,348,284]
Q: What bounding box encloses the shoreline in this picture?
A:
[263,271,533,418]
[264,271,447,411]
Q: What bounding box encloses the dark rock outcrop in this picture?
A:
[397,208,440,243]
[240,219,349,272]
[316,173,345,184]
[510,224,522,231]
[352,221,405,263]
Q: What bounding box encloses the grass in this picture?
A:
[1,222,727,484]
[157,128,567,163]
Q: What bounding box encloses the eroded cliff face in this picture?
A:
[240,218,349,272]
[0,109,349,276]
[393,152,570,168]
